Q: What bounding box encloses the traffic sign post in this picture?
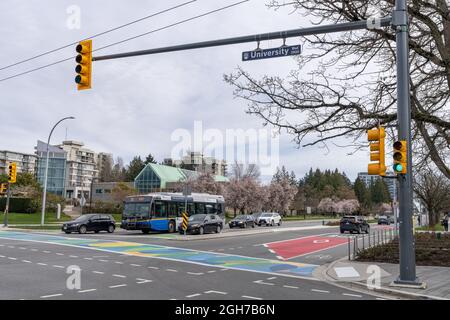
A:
[181,212,189,236]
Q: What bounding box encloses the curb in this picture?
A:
[322,257,448,300]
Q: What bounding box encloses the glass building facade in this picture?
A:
[134,165,162,193]
[35,141,67,196]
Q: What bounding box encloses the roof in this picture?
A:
[135,163,229,188]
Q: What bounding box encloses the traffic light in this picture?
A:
[367,126,386,176]
[8,162,17,183]
[393,140,407,174]
[0,183,6,195]
[75,39,92,90]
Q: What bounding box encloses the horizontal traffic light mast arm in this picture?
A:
[92,17,392,62]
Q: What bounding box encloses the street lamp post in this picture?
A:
[40,117,75,226]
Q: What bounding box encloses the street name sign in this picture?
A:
[242,45,302,61]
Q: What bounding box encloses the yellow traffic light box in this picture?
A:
[8,162,17,184]
[75,39,92,90]
[393,140,407,174]
[367,126,386,176]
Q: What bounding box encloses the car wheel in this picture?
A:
[142,229,150,234]
[278,220,282,226]
[229,224,232,229]
[252,222,255,228]
[95,230,100,234]
[243,222,247,229]
[340,229,344,234]
[199,227,204,235]
[271,220,274,227]
[168,221,176,233]
[64,231,71,234]
[216,225,222,233]
[107,224,115,233]
[358,226,362,234]
[79,225,87,234]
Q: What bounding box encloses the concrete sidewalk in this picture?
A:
[323,259,450,300]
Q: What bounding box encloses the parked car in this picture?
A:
[62,214,116,234]
[378,215,390,225]
[179,214,223,235]
[229,215,256,229]
[340,216,370,234]
[256,212,282,227]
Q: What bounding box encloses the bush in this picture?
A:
[0,197,38,213]
[83,201,123,215]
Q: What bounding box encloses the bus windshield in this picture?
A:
[123,202,151,218]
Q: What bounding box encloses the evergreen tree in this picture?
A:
[125,156,145,182]
[144,153,157,164]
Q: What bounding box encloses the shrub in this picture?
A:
[0,197,38,213]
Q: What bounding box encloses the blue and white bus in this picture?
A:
[120,192,225,234]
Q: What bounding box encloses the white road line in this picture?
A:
[8,246,15,248]
[22,260,32,263]
[283,285,299,289]
[238,247,243,249]
[204,291,227,295]
[186,293,202,298]
[113,274,126,278]
[109,284,127,289]
[40,294,63,299]
[267,277,277,280]
[37,263,47,266]
[228,248,235,250]
[166,269,178,272]
[92,271,104,275]
[0,244,4,247]
[130,263,141,267]
[169,299,177,300]
[30,249,38,252]
[56,253,64,256]
[53,265,64,268]
[242,295,262,300]
[276,256,284,260]
[136,279,153,284]
[187,272,204,275]
[69,255,78,258]
[311,289,330,293]
[99,259,109,262]
[8,257,17,260]
[78,289,97,293]
[220,269,228,271]
[207,270,216,273]
[342,293,362,298]
[0,255,5,258]
[83,257,93,260]
[217,249,225,251]
[376,298,387,300]
[43,250,51,253]
[148,266,159,270]
[18,247,26,250]
[253,280,274,286]
[114,261,124,265]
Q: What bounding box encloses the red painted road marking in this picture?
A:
[265,236,348,260]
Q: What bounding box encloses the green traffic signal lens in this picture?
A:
[393,163,403,172]
[75,75,82,84]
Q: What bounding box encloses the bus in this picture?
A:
[120,192,225,234]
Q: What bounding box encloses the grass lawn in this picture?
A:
[1,212,72,225]
[416,224,445,232]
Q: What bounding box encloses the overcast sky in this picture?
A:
[0,0,370,182]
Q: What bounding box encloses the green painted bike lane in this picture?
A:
[0,230,318,279]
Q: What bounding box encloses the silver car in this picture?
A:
[256,212,282,227]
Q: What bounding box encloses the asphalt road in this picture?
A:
[0,222,395,300]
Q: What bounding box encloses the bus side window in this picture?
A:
[153,201,167,218]
[195,203,206,215]
[187,203,195,215]
[168,202,177,218]
[217,204,223,215]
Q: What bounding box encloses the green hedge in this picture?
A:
[0,197,38,213]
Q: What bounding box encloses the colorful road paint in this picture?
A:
[0,231,318,279]
[265,235,349,260]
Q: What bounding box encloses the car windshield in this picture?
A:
[73,215,92,222]
[261,213,272,217]
[235,216,247,220]
[379,216,387,219]
[189,214,206,222]
[342,216,356,222]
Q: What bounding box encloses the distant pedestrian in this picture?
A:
[418,215,421,226]
[442,215,449,232]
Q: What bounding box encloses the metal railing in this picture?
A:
[348,226,399,260]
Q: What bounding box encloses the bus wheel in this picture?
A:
[168,221,176,233]
[142,229,150,234]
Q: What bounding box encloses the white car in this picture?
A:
[257,212,282,227]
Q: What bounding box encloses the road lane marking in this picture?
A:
[283,285,299,289]
[56,253,64,256]
[109,284,127,288]
[311,289,330,293]
[0,255,5,258]
[22,260,32,263]
[253,280,274,286]
[43,250,51,253]
[30,249,38,252]
[8,246,15,248]
[8,257,17,260]
[207,270,216,273]
[204,291,227,295]
[166,269,178,272]
[267,277,277,280]
[52,265,64,268]
[186,293,201,298]
[114,261,124,264]
[78,289,97,293]
[37,262,47,266]
[40,294,62,299]
[69,255,78,258]
[148,266,159,270]
[187,272,204,275]
[242,295,262,300]
[98,259,109,262]
[83,257,93,260]
[18,247,26,250]
[342,293,362,298]
[136,278,153,284]
[92,271,104,274]
[113,274,126,278]
[130,263,141,267]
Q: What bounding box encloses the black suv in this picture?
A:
[179,214,224,235]
[340,216,370,234]
[62,214,116,234]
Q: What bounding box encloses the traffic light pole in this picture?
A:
[3,183,10,227]
[392,0,422,286]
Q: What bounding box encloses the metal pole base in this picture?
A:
[390,278,427,289]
